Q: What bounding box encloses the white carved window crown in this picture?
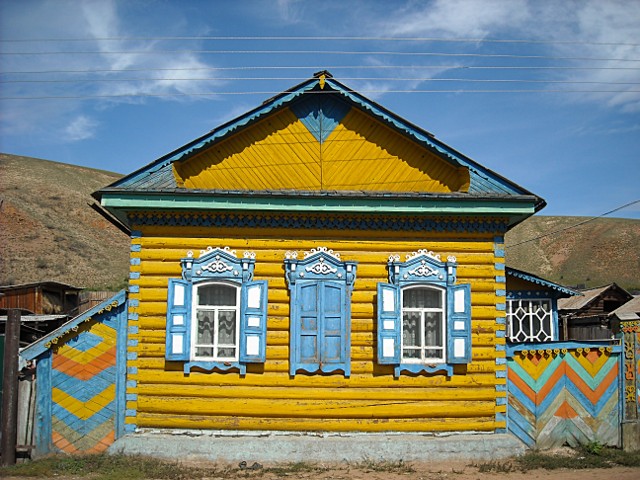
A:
[284,247,357,287]
[181,246,256,283]
[388,249,457,287]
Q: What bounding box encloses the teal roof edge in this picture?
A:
[506,267,581,297]
[20,289,127,360]
[98,73,545,211]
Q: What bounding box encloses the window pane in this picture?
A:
[198,284,237,306]
[218,310,237,345]
[217,347,236,358]
[403,348,420,359]
[196,311,215,345]
[424,348,443,360]
[402,312,420,347]
[196,346,214,357]
[424,312,442,347]
[403,287,441,308]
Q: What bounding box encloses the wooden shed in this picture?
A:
[92,72,548,460]
[558,283,633,340]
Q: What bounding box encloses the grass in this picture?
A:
[476,445,640,472]
[2,447,639,479]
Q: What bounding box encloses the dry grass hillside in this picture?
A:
[1,153,638,292]
[506,215,640,291]
[0,153,129,290]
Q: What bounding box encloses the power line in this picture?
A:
[3,89,640,101]
[2,35,640,47]
[3,77,640,86]
[3,65,640,75]
[3,49,639,63]
[507,199,640,248]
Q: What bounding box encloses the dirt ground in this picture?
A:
[3,462,639,480]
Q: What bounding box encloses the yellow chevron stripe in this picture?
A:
[52,384,116,420]
[571,350,612,377]
[55,324,116,363]
[515,353,557,381]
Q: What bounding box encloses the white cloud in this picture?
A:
[63,115,99,142]
[379,0,530,38]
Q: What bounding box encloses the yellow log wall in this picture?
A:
[127,222,506,432]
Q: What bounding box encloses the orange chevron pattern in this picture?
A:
[507,347,620,449]
[50,319,118,453]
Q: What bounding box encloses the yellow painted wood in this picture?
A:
[172,107,470,194]
[128,223,506,433]
[136,413,497,432]
[139,396,496,419]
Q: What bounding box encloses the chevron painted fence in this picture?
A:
[507,343,621,449]
[22,291,127,457]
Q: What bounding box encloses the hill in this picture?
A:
[1,153,638,292]
[0,153,129,290]
[505,215,640,291]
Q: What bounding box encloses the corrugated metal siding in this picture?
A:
[126,222,506,433]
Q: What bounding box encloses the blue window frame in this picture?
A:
[166,247,268,375]
[377,249,471,377]
[284,247,357,377]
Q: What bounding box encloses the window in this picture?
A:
[284,247,357,376]
[166,247,267,374]
[402,286,446,362]
[194,283,239,360]
[377,250,471,377]
[507,298,554,342]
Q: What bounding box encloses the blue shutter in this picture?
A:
[166,278,191,361]
[321,281,349,375]
[239,280,268,363]
[291,282,320,374]
[446,283,471,364]
[377,283,401,364]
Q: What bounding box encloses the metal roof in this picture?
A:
[506,267,581,297]
[610,295,640,320]
[557,283,632,311]
[94,72,545,211]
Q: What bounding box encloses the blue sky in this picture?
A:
[1,0,639,218]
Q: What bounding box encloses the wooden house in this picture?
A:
[91,72,548,460]
[505,267,580,343]
[558,283,633,340]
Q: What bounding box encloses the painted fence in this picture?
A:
[21,291,127,457]
[507,342,621,449]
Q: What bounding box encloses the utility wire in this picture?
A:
[4,65,640,75]
[2,35,640,47]
[507,199,640,248]
[3,49,639,63]
[2,77,639,85]
[3,89,640,100]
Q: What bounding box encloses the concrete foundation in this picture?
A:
[622,421,640,452]
[108,430,526,463]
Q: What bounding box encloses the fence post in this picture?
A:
[1,309,20,466]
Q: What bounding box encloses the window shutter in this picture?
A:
[166,278,191,361]
[377,283,401,365]
[446,283,471,364]
[321,281,349,375]
[239,280,268,363]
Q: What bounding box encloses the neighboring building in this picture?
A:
[0,282,83,345]
[505,267,580,343]
[558,283,633,340]
[86,71,549,459]
[610,295,640,323]
[0,282,82,316]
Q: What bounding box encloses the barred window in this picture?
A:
[507,299,554,342]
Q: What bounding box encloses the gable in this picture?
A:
[173,95,470,193]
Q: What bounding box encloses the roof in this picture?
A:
[610,295,640,321]
[557,283,633,311]
[20,289,126,361]
[94,71,545,227]
[506,267,581,297]
[0,281,83,292]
